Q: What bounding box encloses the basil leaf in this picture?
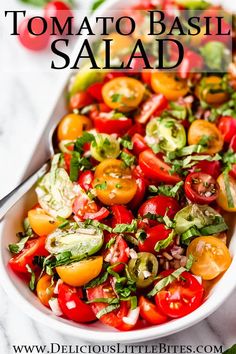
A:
[223,170,235,208]
[148,267,187,297]
[20,0,73,7]
[85,272,109,289]
[113,219,137,233]
[74,132,95,153]
[8,236,29,254]
[200,222,228,235]
[96,304,120,319]
[120,136,133,150]
[222,344,236,354]
[120,151,136,167]
[181,226,201,245]
[87,298,119,305]
[23,218,34,237]
[154,231,174,252]
[26,264,36,291]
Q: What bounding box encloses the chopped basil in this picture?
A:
[96,304,120,319]
[8,236,29,254]
[106,237,116,249]
[20,0,73,6]
[74,132,95,153]
[223,170,235,208]
[154,230,174,252]
[148,267,187,297]
[120,151,135,167]
[91,0,106,12]
[23,218,34,237]
[149,181,184,200]
[201,222,228,235]
[70,151,92,182]
[113,220,138,233]
[26,264,36,291]
[111,93,123,103]
[95,181,107,190]
[85,272,109,289]
[84,219,113,233]
[181,226,201,245]
[87,298,119,305]
[120,136,133,150]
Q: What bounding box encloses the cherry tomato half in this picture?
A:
[28,208,59,236]
[58,283,96,323]
[9,237,48,273]
[131,134,149,156]
[135,94,168,124]
[86,278,138,331]
[187,236,231,280]
[110,205,134,228]
[104,234,129,273]
[138,224,172,253]
[139,150,181,184]
[138,195,180,220]
[191,160,221,180]
[78,170,94,191]
[184,172,219,204]
[94,115,132,136]
[139,296,168,325]
[36,274,55,308]
[218,116,236,143]
[57,114,92,141]
[155,271,204,318]
[151,72,189,101]
[69,92,93,111]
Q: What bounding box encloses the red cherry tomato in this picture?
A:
[104,72,126,82]
[229,164,236,179]
[9,237,48,273]
[184,172,219,204]
[128,174,146,210]
[78,171,94,191]
[230,135,236,152]
[110,205,134,228]
[104,234,129,273]
[135,94,168,124]
[83,207,109,221]
[18,18,50,51]
[44,1,73,35]
[138,224,172,253]
[139,149,181,184]
[89,103,112,120]
[139,296,168,325]
[58,283,96,323]
[126,123,145,137]
[191,160,221,180]
[141,72,152,86]
[86,279,137,331]
[218,116,236,143]
[69,92,93,111]
[94,115,132,136]
[131,134,149,156]
[138,195,180,219]
[155,271,204,318]
[178,51,204,79]
[87,82,104,102]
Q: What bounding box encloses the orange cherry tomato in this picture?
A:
[56,256,103,287]
[36,274,55,307]
[187,236,231,280]
[196,76,229,106]
[151,72,189,101]
[102,77,145,112]
[93,159,137,205]
[57,114,92,141]
[216,173,236,212]
[188,120,224,154]
[28,209,59,236]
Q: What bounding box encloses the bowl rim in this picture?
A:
[1,0,236,344]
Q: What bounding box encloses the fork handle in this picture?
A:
[0,160,50,221]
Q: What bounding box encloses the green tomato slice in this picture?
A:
[174,204,223,234]
[146,118,186,152]
[91,133,120,162]
[69,65,105,97]
[36,154,76,218]
[127,252,158,288]
[46,226,104,257]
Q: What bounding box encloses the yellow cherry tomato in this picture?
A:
[216,173,236,212]
[28,209,59,236]
[196,76,229,106]
[188,119,224,154]
[57,114,92,141]
[102,77,145,112]
[99,32,134,58]
[36,275,55,307]
[56,256,103,287]
[151,72,189,101]
[93,159,137,205]
[187,236,231,280]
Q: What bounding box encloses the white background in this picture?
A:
[1,0,236,353]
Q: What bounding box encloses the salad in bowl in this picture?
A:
[6,0,236,335]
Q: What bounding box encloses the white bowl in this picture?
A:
[1,0,236,344]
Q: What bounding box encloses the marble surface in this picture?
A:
[1,0,236,353]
